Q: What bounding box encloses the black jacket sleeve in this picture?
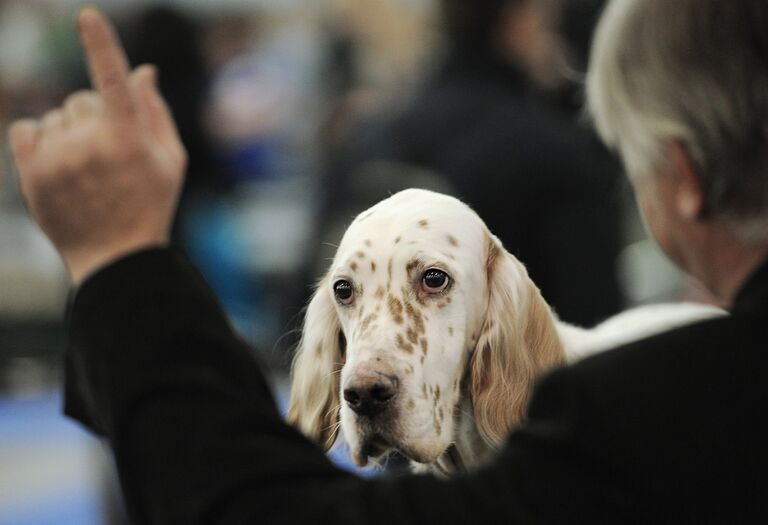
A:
[64,249,642,524]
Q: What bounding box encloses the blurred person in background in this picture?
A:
[321,0,623,327]
[123,5,230,213]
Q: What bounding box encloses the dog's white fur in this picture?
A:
[288,189,724,475]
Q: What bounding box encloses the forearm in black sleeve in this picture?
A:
[64,248,637,524]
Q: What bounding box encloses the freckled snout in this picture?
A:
[343,364,399,417]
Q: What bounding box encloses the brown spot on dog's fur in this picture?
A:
[406,327,418,344]
[350,261,358,272]
[360,313,377,333]
[405,259,419,276]
[420,338,428,355]
[435,385,441,401]
[418,219,429,228]
[404,303,426,334]
[356,251,365,259]
[434,420,441,436]
[414,292,427,306]
[395,333,413,353]
[407,399,416,410]
[375,286,385,299]
[387,259,393,280]
[438,407,444,421]
[448,326,454,337]
[315,344,323,356]
[422,384,428,398]
[421,355,425,364]
[404,300,415,318]
[394,236,401,244]
[364,239,372,247]
[371,261,376,273]
[388,295,404,318]
[447,234,459,247]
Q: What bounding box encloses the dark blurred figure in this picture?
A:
[123,6,230,213]
[122,7,262,348]
[553,0,609,113]
[321,0,623,326]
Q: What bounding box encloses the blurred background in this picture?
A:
[0,0,715,523]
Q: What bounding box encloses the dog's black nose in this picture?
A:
[344,375,397,417]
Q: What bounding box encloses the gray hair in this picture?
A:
[586,0,768,243]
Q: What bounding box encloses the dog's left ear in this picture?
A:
[469,234,566,447]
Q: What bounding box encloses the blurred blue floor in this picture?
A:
[0,391,104,525]
[0,380,383,525]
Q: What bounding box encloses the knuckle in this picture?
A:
[41,109,63,129]
[41,109,58,122]
[64,90,98,111]
[64,89,91,105]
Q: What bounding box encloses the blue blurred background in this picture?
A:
[0,0,717,522]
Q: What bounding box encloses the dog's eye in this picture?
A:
[422,269,450,293]
[334,280,355,305]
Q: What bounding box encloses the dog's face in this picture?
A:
[288,189,564,467]
[328,191,490,465]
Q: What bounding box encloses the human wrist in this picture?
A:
[66,241,170,286]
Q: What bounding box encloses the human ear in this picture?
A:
[666,140,705,220]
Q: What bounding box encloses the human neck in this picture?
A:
[693,232,768,308]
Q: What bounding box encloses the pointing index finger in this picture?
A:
[77,8,135,119]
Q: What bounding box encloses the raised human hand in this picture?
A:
[7,8,186,285]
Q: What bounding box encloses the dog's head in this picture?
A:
[288,189,564,467]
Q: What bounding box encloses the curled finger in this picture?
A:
[41,109,67,134]
[63,90,102,121]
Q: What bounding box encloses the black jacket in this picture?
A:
[66,249,768,524]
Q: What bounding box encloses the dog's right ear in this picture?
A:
[287,273,344,451]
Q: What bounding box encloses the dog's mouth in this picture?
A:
[354,432,448,467]
[354,434,394,466]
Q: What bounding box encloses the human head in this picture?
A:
[440,0,522,50]
[440,0,564,87]
[587,0,768,244]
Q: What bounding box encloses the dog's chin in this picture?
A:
[352,433,446,467]
[353,434,394,467]
[396,442,445,465]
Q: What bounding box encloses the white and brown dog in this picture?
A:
[287,189,723,476]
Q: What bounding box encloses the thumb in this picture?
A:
[130,64,181,145]
[7,120,41,170]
